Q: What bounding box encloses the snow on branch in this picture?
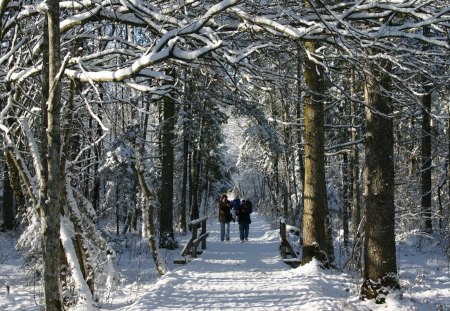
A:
[231,7,324,39]
[19,117,42,182]
[60,0,239,84]
[0,38,27,66]
[60,216,96,309]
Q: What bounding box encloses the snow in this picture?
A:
[126,214,356,311]
[1,214,450,310]
[60,216,96,309]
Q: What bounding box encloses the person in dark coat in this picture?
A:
[218,194,232,241]
[236,199,252,242]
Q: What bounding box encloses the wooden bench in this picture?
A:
[280,220,301,268]
[174,216,209,264]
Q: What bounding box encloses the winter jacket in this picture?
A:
[218,199,232,223]
[236,200,252,224]
[231,198,241,210]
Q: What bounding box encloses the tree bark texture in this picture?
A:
[350,99,361,241]
[361,61,399,302]
[41,0,63,308]
[421,25,433,233]
[5,149,29,212]
[421,87,432,233]
[296,45,305,215]
[302,40,329,265]
[2,161,15,230]
[135,132,167,275]
[190,103,207,222]
[447,106,450,230]
[342,153,349,250]
[179,131,189,234]
[349,74,362,269]
[160,71,176,248]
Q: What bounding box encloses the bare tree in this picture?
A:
[41,0,63,308]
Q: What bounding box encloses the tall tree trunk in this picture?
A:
[296,99,305,223]
[42,0,63,308]
[91,99,103,215]
[274,155,280,217]
[179,71,189,233]
[191,138,202,220]
[281,97,292,221]
[135,130,167,275]
[188,147,193,219]
[190,102,207,221]
[4,149,26,218]
[2,161,15,230]
[296,45,305,217]
[421,83,432,233]
[349,71,362,269]
[350,72,361,241]
[361,60,399,302]
[301,40,330,266]
[92,145,101,213]
[160,69,176,248]
[115,184,120,236]
[0,86,16,231]
[65,77,95,295]
[342,153,349,250]
[408,118,418,176]
[421,25,433,233]
[448,98,450,224]
[179,130,189,234]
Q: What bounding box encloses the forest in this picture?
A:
[0,0,449,310]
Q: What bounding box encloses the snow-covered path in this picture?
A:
[2,213,449,310]
[126,213,361,311]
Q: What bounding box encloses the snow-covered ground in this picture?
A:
[1,213,450,310]
[125,214,362,311]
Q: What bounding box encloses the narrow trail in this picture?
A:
[126,213,361,311]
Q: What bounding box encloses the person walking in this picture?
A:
[231,194,240,222]
[218,194,232,241]
[236,199,252,242]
